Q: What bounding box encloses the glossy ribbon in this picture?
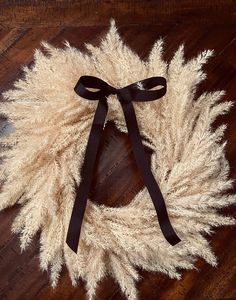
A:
[66,75,181,253]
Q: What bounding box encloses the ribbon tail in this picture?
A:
[66,98,108,253]
[120,100,181,245]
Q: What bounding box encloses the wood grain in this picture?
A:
[0,1,236,27]
[0,2,236,300]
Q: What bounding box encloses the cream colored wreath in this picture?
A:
[0,19,235,300]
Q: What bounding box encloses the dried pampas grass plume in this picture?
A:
[0,19,235,300]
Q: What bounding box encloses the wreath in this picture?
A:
[0,20,235,300]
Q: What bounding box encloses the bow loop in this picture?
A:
[74,75,110,100]
[131,77,167,102]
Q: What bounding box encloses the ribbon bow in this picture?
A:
[66,75,181,253]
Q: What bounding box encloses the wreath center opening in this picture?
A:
[88,121,153,208]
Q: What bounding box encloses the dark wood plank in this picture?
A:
[0,6,235,300]
[0,27,29,56]
[0,1,236,27]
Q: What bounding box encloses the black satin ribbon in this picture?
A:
[66,75,181,253]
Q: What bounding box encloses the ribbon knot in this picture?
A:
[106,84,117,96]
[66,75,181,253]
[117,88,133,104]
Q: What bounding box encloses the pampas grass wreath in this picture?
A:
[0,19,235,300]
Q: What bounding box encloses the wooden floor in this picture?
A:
[0,1,236,300]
